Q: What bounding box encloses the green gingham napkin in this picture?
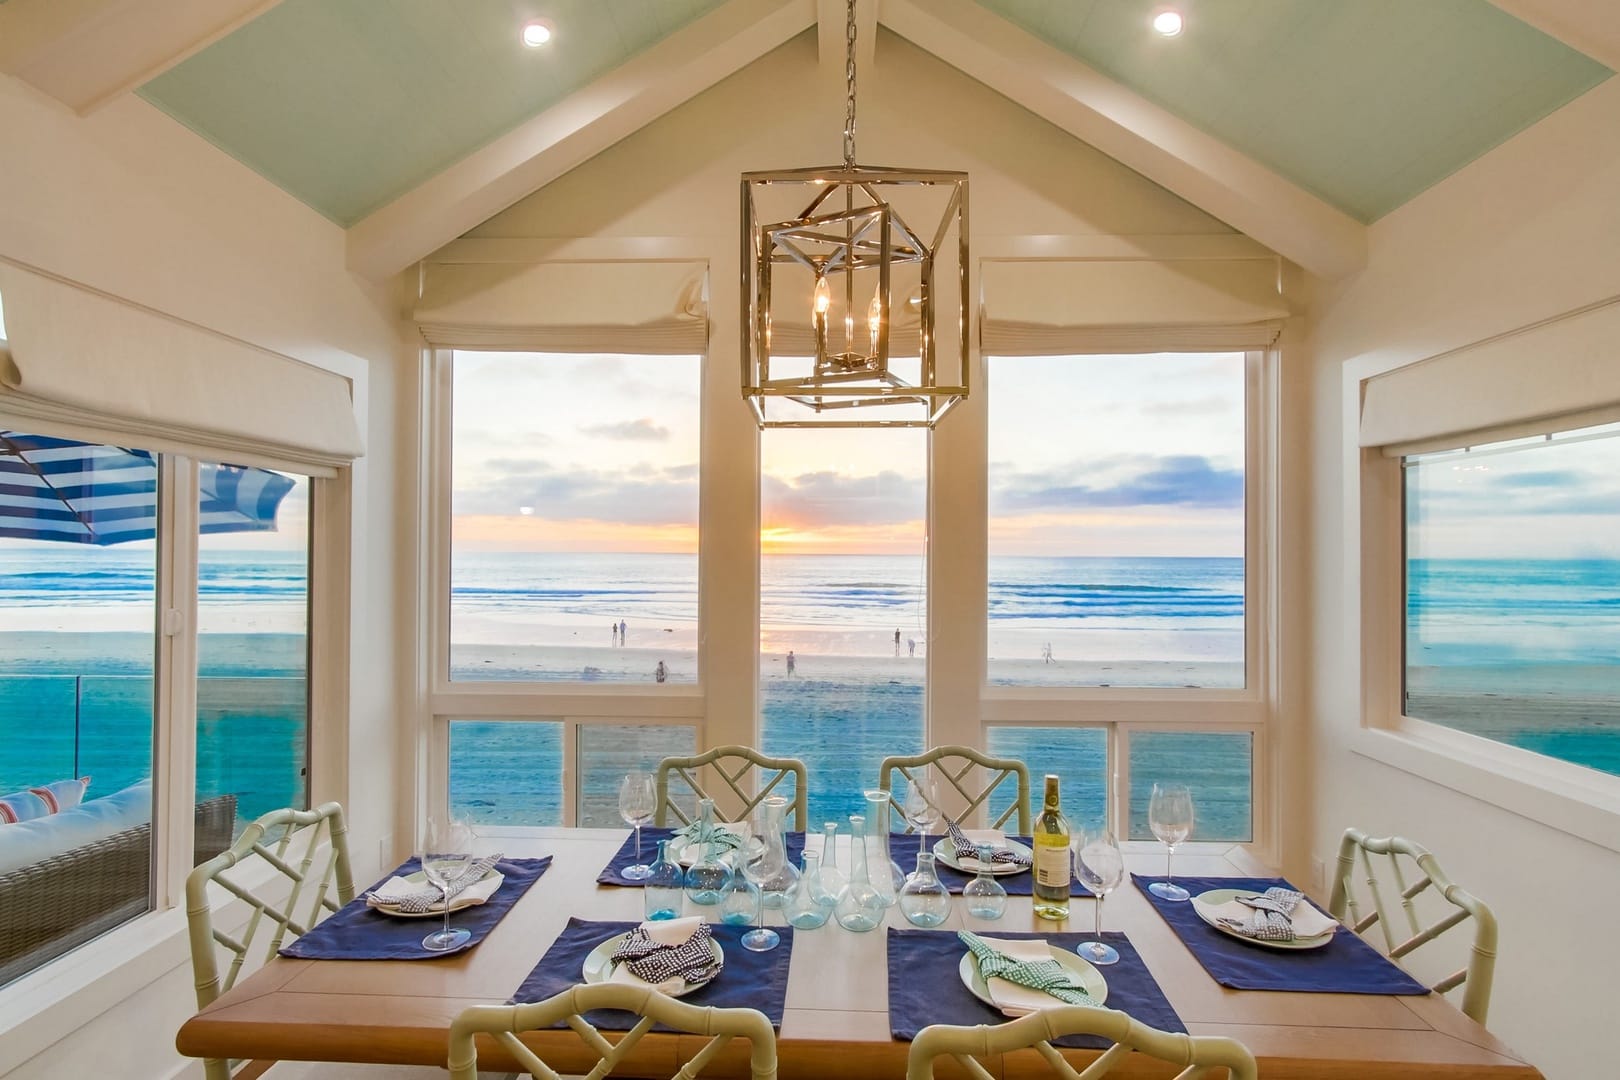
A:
[958,930,1097,1012]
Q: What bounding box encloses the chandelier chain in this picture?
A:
[843,0,857,167]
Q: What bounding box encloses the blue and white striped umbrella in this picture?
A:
[0,432,295,545]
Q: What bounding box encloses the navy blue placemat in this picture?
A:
[598,828,807,886]
[513,918,794,1031]
[886,927,1183,1049]
[887,834,1093,898]
[1133,874,1429,995]
[280,856,551,960]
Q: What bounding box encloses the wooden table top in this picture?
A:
[176,828,1540,1079]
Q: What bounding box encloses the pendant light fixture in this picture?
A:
[741,0,969,428]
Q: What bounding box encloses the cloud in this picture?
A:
[581,418,669,441]
[991,454,1243,513]
[1494,470,1583,489]
[1139,396,1235,418]
[763,469,924,527]
[455,459,697,526]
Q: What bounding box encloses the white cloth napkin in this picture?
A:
[954,829,1010,869]
[608,917,711,994]
[366,870,503,913]
[977,937,1072,1017]
[1194,893,1339,940]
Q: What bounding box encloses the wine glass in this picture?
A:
[901,771,941,838]
[739,829,782,952]
[1073,829,1124,966]
[418,817,478,952]
[1147,783,1194,902]
[618,771,657,881]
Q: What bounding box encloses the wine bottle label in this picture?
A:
[1034,842,1071,888]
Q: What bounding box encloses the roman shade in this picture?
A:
[980,257,1288,355]
[414,260,708,353]
[1360,296,1620,455]
[0,261,363,471]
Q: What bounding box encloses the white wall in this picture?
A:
[0,73,410,1079]
[1305,77,1620,1080]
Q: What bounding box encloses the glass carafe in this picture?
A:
[784,850,834,929]
[963,844,1009,920]
[683,797,728,906]
[754,795,800,909]
[898,851,951,927]
[834,813,887,932]
[863,789,906,906]
[810,821,848,905]
[719,861,760,926]
[643,838,684,921]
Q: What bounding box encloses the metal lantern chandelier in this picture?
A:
[741,0,969,428]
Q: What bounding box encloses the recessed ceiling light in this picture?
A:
[521,21,552,48]
[1152,9,1184,37]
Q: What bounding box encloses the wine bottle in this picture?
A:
[1032,773,1071,921]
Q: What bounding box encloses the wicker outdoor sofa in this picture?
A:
[0,793,236,985]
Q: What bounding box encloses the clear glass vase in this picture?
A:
[898,851,951,927]
[683,797,728,906]
[754,795,800,909]
[784,850,834,929]
[719,862,761,927]
[810,821,847,905]
[834,813,887,932]
[643,838,684,921]
[863,789,906,907]
[963,844,1009,920]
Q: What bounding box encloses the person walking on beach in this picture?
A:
[1042,642,1054,664]
[786,650,796,675]
[908,637,916,658]
[655,661,667,683]
[611,622,618,647]
[894,628,901,657]
[619,618,628,645]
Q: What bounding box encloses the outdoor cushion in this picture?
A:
[0,780,150,874]
[0,777,90,824]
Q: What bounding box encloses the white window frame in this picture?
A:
[0,421,347,1059]
[1344,355,1620,856]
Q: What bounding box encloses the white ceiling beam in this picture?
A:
[879,0,1366,279]
[818,0,878,92]
[1489,0,1620,71]
[347,0,816,281]
[0,0,283,115]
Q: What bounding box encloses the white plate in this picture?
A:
[367,869,505,919]
[665,826,751,868]
[582,931,725,997]
[958,942,1108,1008]
[1191,889,1337,951]
[933,837,1033,876]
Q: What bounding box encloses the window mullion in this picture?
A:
[154,455,200,911]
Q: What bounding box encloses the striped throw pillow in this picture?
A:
[0,777,91,824]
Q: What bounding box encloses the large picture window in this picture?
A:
[1404,422,1620,779]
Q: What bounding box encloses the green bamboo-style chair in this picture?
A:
[448,983,777,1080]
[654,745,807,829]
[879,745,1032,833]
[1328,828,1498,1025]
[184,802,355,1080]
[906,1006,1257,1080]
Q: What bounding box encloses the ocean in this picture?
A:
[3,550,1616,838]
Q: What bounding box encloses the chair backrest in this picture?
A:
[655,745,807,829]
[1328,828,1497,1025]
[186,802,354,1011]
[448,983,777,1080]
[906,1006,1256,1080]
[880,745,1032,833]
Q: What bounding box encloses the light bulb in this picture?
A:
[867,292,883,353]
[522,21,552,47]
[813,277,831,316]
[1152,10,1183,36]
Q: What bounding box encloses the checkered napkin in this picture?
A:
[610,918,723,991]
[946,820,1033,868]
[958,931,1096,1014]
[1222,887,1305,941]
[367,853,503,914]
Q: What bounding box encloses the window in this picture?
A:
[450,719,563,826]
[1404,423,1620,779]
[987,353,1247,689]
[759,428,927,824]
[449,351,700,685]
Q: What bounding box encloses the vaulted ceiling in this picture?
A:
[0,0,1612,279]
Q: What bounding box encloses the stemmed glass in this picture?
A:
[1073,829,1124,966]
[418,817,478,952]
[618,771,657,881]
[901,771,941,838]
[739,831,782,952]
[1147,783,1194,902]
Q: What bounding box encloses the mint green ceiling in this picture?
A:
[138,1,726,225]
[975,0,1611,222]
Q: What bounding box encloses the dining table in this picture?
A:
[176,827,1541,1079]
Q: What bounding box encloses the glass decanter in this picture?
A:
[784,849,834,929]
[862,789,906,907]
[683,797,728,906]
[810,821,848,906]
[963,844,1008,920]
[753,795,800,909]
[898,851,951,927]
[834,813,887,932]
[643,838,684,921]
[719,860,761,927]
